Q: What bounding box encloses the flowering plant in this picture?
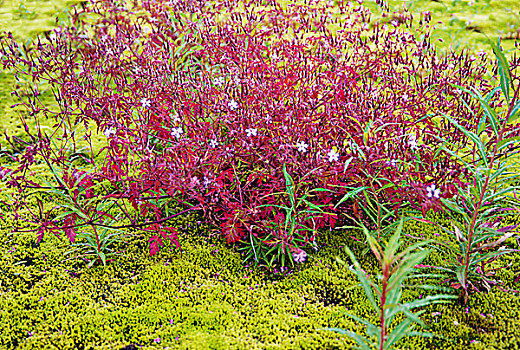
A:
[417,41,520,303]
[0,0,507,264]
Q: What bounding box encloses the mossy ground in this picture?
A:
[1,1,520,349]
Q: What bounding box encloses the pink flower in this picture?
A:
[293,249,307,263]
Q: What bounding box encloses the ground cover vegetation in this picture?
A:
[1,0,520,348]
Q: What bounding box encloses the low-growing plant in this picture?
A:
[329,218,456,349]
[0,0,507,264]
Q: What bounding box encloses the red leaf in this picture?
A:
[64,215,77,243]
[148,234,163,256]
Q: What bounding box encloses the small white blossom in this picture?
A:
[402,93,409,102]
[104,127,116,138]
[171,127,183,139]
[208,138,219,148]
[296,141,309,153]
[387,159,398,167]
[362,22,369,31]
[140,98,151,109]
[214,77,225,87]
[391,20,399,27]
[426,184,441,199]
[203,176,213,187]
[327,148,339,162]
[245,128,257,137]
[468,0,474,6]
[292,249,307,263]
[224,146,234,158]
[408,134,418,150]
[170,111,180,122]
[447,63,455,70]
[228,99,238,110]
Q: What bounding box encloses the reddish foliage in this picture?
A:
[0,0,511,263]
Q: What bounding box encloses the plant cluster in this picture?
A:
[0,0,516,269]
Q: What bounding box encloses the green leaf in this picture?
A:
[490,39,511,103]
[439,111,488,164]
[387,250,429,292]
[98,251,106,266]
[344,246,379,313]
[335,186,368,208]
[509,100,520,124]
[440,198,465,215]
[385,317,415,348]
[451,84,500,137]
[384,218,403,264]
[455,265,467,288]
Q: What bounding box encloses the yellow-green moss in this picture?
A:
[2,1,520,349]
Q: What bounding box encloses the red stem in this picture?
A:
[462,83,520,302]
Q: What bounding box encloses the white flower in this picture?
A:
[362,22,369,30]
[327,148,339,162]
[203,176,213,187]
[426,184,441,199]
[214,77,225,87]
[408,134,418,150]
[447,63,455,70]
[103,127,116,138]
[402,93,409,102]
[208,138,219,148]
[245,128,257,137]
[292,249,307,263]
[296,141,308,153]
[171,127,183,139]
[228,99,238,110]
[224,146,234,158]
[140,98,151,109]
[170,111,180,122]
[387,159,398,167]
[468,0,474,6]
[391,20,399,27]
